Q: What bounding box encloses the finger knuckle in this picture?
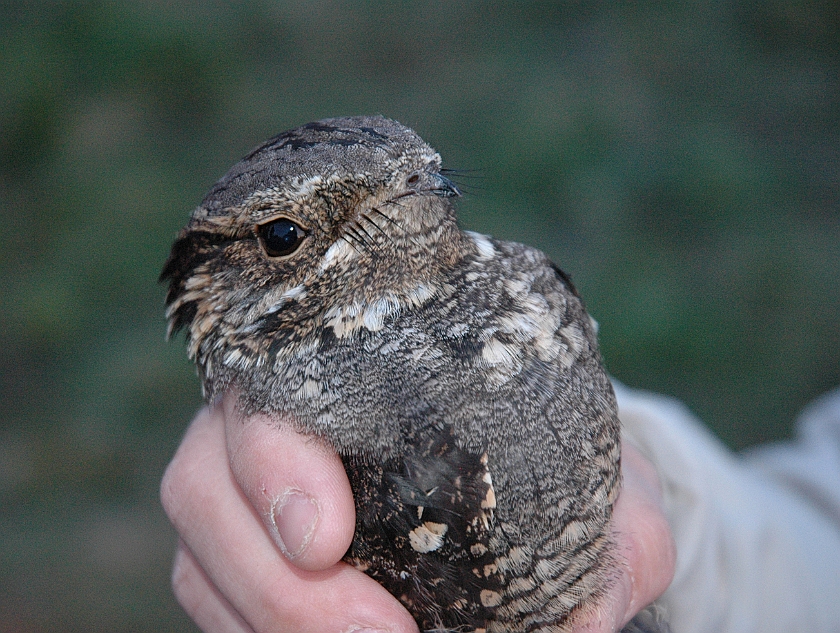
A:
[159,455,186,522]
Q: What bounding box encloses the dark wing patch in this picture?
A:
[343,427,504,632]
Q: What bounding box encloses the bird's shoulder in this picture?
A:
[413,231,596,387]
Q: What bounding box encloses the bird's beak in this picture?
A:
[432,174,461,198]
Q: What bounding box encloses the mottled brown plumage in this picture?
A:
[161,116,665,632]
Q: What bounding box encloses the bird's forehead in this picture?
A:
[199,116,439,218]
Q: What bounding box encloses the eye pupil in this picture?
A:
[259,219,306,257]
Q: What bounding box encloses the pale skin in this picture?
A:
[161,394,676,633]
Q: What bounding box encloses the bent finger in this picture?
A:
[614,443,676,626]
[223,392,356,571]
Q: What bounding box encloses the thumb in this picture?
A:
[222,392,356,572]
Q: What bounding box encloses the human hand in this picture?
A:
[160,395,416,633]
[160,397,675,632]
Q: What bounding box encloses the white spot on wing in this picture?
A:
[299,378,320,399]
[481,471,496,510]
[409,522,448,553]
[471,543,488,556]
[558,323,586,363]
[504,277,530,296]
[482,337,518,366]
[465,231,496,259]
[480,589,503,608]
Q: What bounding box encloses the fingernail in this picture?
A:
[270,491,319,559]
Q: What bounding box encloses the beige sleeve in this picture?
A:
[614,383,840,633]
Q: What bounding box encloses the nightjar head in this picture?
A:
[160,116,464,398]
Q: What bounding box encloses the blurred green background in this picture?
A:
[1,1,838,630]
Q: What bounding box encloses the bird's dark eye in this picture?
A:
[257,218,307,258]
[406,172,421,187]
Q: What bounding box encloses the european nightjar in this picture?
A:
[161,116,668,633]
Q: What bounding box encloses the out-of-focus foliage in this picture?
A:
[1,1,837,630]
